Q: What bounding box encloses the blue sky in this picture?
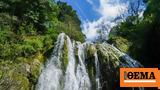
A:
[63,0,146,41]
[64,0,100,21]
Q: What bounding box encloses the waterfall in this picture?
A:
[109,43,142,67]
[36,33,91,90]
[36,33,142,90]
[94,51,101,90]
[63,36,78,90]
[76,43,91,90]
[36,33,65,90]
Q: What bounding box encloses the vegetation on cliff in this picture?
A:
[109,0,160,66]
[0,0,84,60]
[0,0,84,89]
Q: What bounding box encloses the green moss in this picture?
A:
[0,70,2,79]
[13,73,30,90]
[87,45,96,57]
[61,40,69,71]
[88,63,94,78]
[0,53,44,90]
[75,46,79,68]
[85,44,96,80]
[85,45,97,89]
[29,59,41,86]
[35,53,46,63]
[0,61,30,90]
[109,36,132,53]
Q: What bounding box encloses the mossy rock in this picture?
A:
[61,39,69,72]
[0,61,30,90]
[0,53,44,90]
[0,70,3,79]
[108,36,132,53]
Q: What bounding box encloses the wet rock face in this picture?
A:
[84,43,142,90]
[37,33,142,90]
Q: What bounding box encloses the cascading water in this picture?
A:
[36,33,91,90]
[36,33,65,90]
[94,51,101,90]
[36,33,142,90]
[63,36,78,90]
[76,43,91,90]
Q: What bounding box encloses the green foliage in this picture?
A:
[108,36,132,53]
[0,1,84,89]
[0,56,43,90]
[0,0,85,61]
[109,0,160,66]
[56,2,85,42]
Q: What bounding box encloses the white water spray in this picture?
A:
[36,33,142,90]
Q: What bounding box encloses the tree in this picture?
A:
[109,0,160,66]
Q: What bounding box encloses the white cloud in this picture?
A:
[82,17,117,41]
[82,0,128,42]
[92,0,128,19]
[82,0,145,42]
[82,22,98,41]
